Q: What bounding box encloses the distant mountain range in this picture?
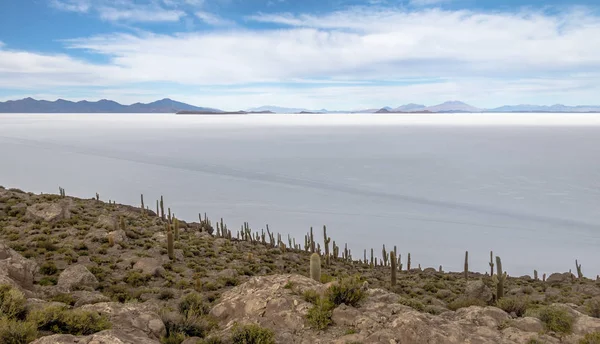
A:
[0,98,221,113]
[1,98,600,114]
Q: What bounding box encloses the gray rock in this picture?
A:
[0,241,37,291]
[547,272,575,284]
[30,329,161,343]
[72,290,111,307]
[57,264,99,291]
[80,302,165,340]
[465,280,493,303]
[25,200,71,223]
[133,258,165,277]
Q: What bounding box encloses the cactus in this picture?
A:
[407,253,411,271]
[156,200,159,217]
[576,260,583,279]
[140,194,144,215]
[309,227,315,253]
[370,248,374,267]
[323,225,330,265]
[96,193,99,201]
[382,245,388,267]
[398,254,403,271]
[492,256,506,300]
[464,251,469,280]
[390,251,397,286]
[489,251,494,277]
[174,218,179,241]
[439,265,443,273]
[168,207,171,223]
[160,196,165,220]
[59,187,65,198]
[534,270,538,281]
[167,224,174,260]
[310,253,321,282]
[344,243,349,261]
[543,273,546,282]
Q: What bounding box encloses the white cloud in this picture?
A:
[195,11,235,26]
[4,7,600,108]
[409,0,450,6]
[98,7,186,22]
[49,0,91,13]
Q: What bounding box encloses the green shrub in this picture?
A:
[125,271,151,287]
[398,297,425,312]
[306,297,333,330]
[179,292,210,316]
[586,298,600,318]
[326,276,365,307]
[0,317,38,344]
[39,262,58,275]
[231,323,275,344]
[530,305,574,335]
[448,297,486,311]
[162,311,217,339]
[27,305,111,335]
[38,277,57,286]
[496,297,531,317]
[0,285,27,320]
[302,290,320,304]
[161,332,186,344]
[50,293,76,306]
[580,332,600,344]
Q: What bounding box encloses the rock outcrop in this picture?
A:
[210,274,600,344]
[25,200,71,223]
[80,302,166,340]
[0,241,37,292]
[57,264,99,291]
[30,329,161,344]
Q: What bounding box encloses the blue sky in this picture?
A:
[0,0,599,110]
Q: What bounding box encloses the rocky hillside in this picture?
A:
[1,185,600,343]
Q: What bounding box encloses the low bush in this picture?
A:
[580,332,600,344]
[231,323,275,344]
[326,276,365,307]
[39,262,58,275]
[0,317,38,344]
[306,297,334,330]
[586,297,600,318]
[526,305,574,335]
[27,305,111,335]
[179,292,210,317]
[496,297,531,317]
[398,297,425,312]
[447,297,486,311]
[0,285,27,320]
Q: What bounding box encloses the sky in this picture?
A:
[0,0,599,110]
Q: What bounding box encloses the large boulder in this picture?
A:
[30,329,161,344]
[0,241,37,291]
[57,264,99,291]
[209,274,570,344]
[80,302,165,340]
[133,258,165,277]
[71,290,111,307]
[464,279,493,303]
[25,200,71,223]
[547,272,575,284]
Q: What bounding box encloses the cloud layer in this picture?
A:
[3,5,600,109]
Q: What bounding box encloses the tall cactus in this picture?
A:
[534,270,538,281]
[398,254,403,271]
[390,251,397,286]
[140,194,145,215]
[576,260,583,279]
[323,225,330,265]
[492,256,506,300]
[464,251,469,280]
[407,253,411,271]
[489,251,494,277]
[309,227,315,253]
[156,200,159,217]
[174,217,179,241]
[160,196,165,220]
[370,248,374,267]
[382,245,388,267]
[310,253,321,282]
[167,224,174,260]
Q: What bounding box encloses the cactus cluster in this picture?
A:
[576,259,583,279]
[59,187,66,198]
[492,256,506,300]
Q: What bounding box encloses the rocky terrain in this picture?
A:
[1,185,600,343]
